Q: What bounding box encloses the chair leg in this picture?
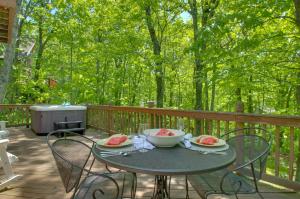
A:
[185,176,190,199]
[120,174,126,199]
[86,157,95,176]
[257,192,264,199]
[234,193,239,199]
[130,173,137,199]
[168,176,171,198]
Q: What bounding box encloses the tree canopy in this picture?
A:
[0,0,299,115]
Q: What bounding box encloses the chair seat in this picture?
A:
[188,169,255,198]
[75,172,135,199]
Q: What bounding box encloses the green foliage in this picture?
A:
[3,0,299,115]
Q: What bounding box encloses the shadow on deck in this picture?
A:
[0,127,299,199]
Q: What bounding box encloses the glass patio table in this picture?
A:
[92,145,236,199]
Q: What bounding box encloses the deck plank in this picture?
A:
[0,127,299,199]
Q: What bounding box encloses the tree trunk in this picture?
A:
[189,0,203,111]
[69,38,73,103]
[294,0,300,29]
[235,87,244,113]
[210,64,216,111]
[296,72,300,182]
[34,16,44,81]
[188,0,203,134]
[204,71,209,111]
[293,0,300,182]
[235,87,244,129]
[145,5,164,108]
[113,58,123,105]
[96,59,101,104]
[15,0,33,60]
[247,75,253,113]
[0,0,22,103]
[295,0,300,113]
[100,59,108,104]
[34,1,51,82]
[296,72,300,113]
[189,0,219,134]
[189,0,219,111]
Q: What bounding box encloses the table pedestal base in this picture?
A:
[152,176,190,199]
[153,176,170,199]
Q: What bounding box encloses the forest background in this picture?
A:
[0,0,299,114]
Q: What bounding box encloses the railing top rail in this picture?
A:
[0,104,32,108]
[87,105,300,127]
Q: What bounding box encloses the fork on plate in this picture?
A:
[99,149,139,157]
[198,151,226,155]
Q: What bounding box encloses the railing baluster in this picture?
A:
[217,120,220,137]
[289,127,295,181]
[147,112,151,128]
[262,124,267,137]
[108,109,113,135]
[193,120,197,135]
[26,107,30,128]
[200,119,204,135]
[128,112,131,133]
[207,120,212,135]
[225,121,229,139]
[134,112,137,133]
[275,126,280,177]
[137,112,140,132]
[187,118,191,133]
[158,114,161,128]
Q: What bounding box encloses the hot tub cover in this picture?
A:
[30,105,87,111]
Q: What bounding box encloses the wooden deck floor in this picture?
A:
[0,127,299,199]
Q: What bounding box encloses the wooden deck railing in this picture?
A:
[87,105,300,190]
[0,104,31,127]
[0,104,299,190]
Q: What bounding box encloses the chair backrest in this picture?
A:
[223,127,272,180]
[47,130,95,193]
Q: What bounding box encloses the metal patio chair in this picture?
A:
[188,127,272,199]
[47,130,136,199]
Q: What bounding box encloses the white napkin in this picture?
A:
[184,133,192,140]
[182,133,192,148]
[132,135,155,150]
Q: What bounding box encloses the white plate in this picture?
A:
[190,135,226,147]
[96,134,132,148]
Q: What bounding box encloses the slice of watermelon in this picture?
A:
[197,136,218,145]
[156,129,175,136]
[106,136,128,145]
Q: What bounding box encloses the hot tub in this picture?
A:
[30,105,87,134]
